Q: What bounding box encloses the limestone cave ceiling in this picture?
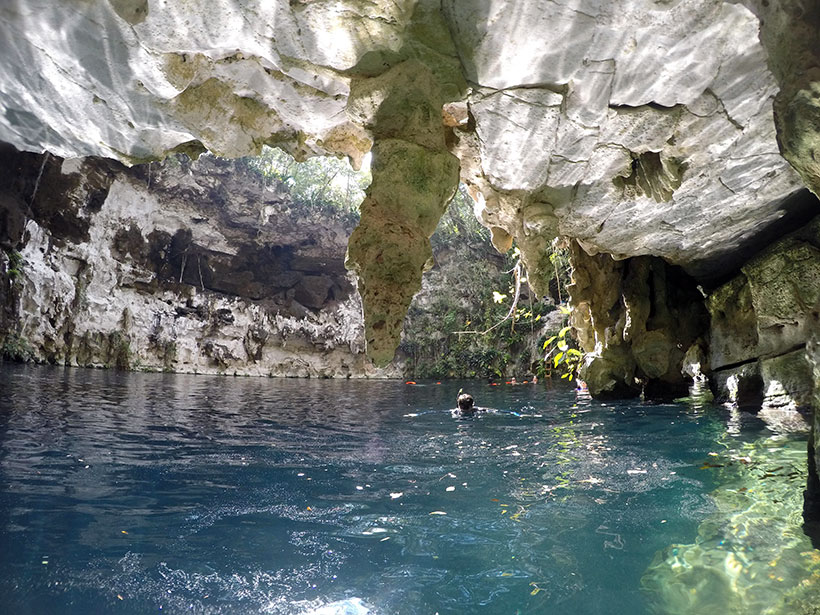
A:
[1,0,818,364]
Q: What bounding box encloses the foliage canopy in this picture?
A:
[239,146,370,220]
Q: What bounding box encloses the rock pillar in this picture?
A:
[346,61,460,365]
[806,331,820,545]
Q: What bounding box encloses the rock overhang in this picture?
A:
[1,0,816,363]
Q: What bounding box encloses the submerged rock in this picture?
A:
[642,437,818,615]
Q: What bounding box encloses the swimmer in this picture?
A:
[452,392,479,417]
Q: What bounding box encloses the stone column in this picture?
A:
[803,315,820,545]
[346,60,460,365]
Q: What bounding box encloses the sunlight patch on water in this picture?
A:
[642,436,820,615]
[60,551,369,615]
[299,597,372,615]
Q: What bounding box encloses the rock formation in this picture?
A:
[346,60,460,365]
[567,244,710,400]
[708,216,820,410]
[1,2,820,414]
[4,0,819,374]
[0,143,390,377]
[0,144,531,379]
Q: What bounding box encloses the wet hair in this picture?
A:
[457,393,474,412]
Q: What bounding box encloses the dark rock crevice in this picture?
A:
[687,188,820,287]
[568,243,710,400]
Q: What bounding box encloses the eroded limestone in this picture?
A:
[567,242,709,399]
[346,60,459,365]
[707,215,820,409]
[0,0,818,374]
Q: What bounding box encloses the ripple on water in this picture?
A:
[0,366,814,615]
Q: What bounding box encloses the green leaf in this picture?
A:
[561,373,570,379]
[558,342,569,352]
[566,349,583,357]
[553,352,564,367]
[542,336,557,349]
[559,326,572,337]
[558,305,571,315]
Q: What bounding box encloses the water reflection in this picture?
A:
[642,435,818,614]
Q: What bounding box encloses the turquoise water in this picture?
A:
[0,365,815,614]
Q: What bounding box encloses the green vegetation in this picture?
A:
[401,191,564,379]
[1,250,29,363]
[430,185,491,248]
[1,332,33,362]
[541,309,583,381]
[5,249,24,280]
[108,331,132,370]
[161,340,177,373]
[238,146,369,222]
[232,149,581,382]
[546,244,572,304]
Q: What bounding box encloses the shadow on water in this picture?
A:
[0,364,816,614]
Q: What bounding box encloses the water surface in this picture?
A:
[0,365,814,614]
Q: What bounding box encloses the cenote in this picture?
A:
[1,365,816,615]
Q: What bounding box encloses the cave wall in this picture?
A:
[707,215,820,410]
[807,335,820,540]
[0,144,393,377]
[566,243,710,400]
[0,1,818,406]
[4,0,820,367]
[565,214,820,407]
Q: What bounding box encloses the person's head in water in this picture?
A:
[457,392,475,415]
